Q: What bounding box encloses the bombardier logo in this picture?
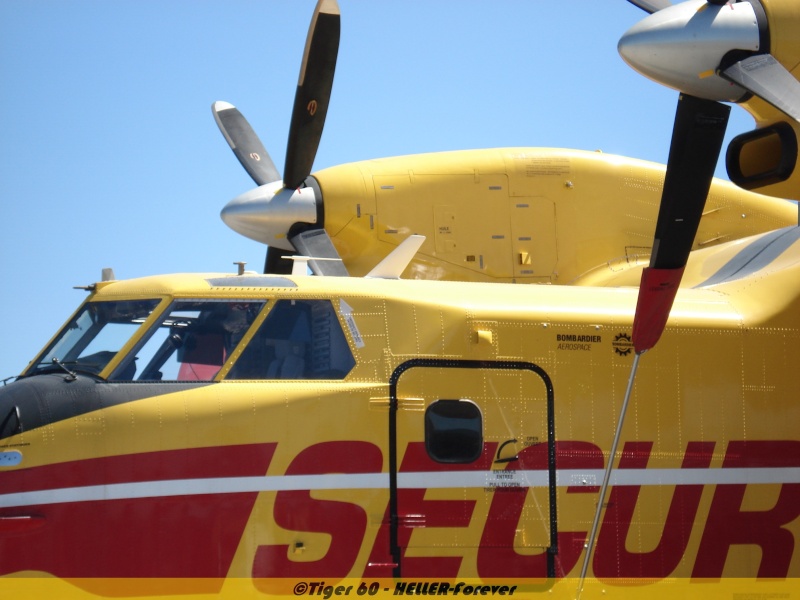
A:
[613,333,634,356]
[556,333,601,352]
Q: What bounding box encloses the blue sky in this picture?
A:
[0,1,758,375]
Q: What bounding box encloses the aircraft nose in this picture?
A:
[220,181,319,251]
[617,0,761,102]
[0,376,46,440]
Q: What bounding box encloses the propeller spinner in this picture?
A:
[213,0,346,276]
[617,0,800,347]
[619,0,800,121]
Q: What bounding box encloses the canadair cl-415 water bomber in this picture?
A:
[2,0,800,598]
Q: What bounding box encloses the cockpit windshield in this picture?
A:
[26,299,161,377]
[109,300,265,381]
[24,296,355,382]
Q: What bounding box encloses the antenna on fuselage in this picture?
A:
[284,255,344,277]
[283,234,426,279]
[366,235,425,279]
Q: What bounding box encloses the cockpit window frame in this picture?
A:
[225,298,357,381]
[108,298,268,383]
[23,297,168,379]
[24,293,361,384]
[213,301,272,380]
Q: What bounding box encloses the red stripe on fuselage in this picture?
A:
[1,443,275,494]
[0,443,276,586]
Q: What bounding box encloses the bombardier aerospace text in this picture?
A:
[2,0,800,599]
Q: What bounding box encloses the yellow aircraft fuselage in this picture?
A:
[2,236,799,597]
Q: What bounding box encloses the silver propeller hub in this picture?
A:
[220,182,318,250]
[618,0,761,102]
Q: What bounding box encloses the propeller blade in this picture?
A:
[632,94,730,353]
[625,0,672,14]
[212,101,281,186]
[283,0,340,189]
[289,228,348,277]
[264,246,296,275]
[721,54,800,122]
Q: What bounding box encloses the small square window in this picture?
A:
[425,399,483,464]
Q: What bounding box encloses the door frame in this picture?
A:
[388,358,557,578]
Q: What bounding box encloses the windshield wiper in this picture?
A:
[51,358,78,382]
[30,358,106,382]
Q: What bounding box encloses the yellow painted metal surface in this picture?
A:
[2,249,799,595]
[316,149,797,282]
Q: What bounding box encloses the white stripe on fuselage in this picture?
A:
[2,467,799,509]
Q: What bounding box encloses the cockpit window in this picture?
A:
[26,300,161,377]
[109,300,265,381]
[226,299,355,380]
